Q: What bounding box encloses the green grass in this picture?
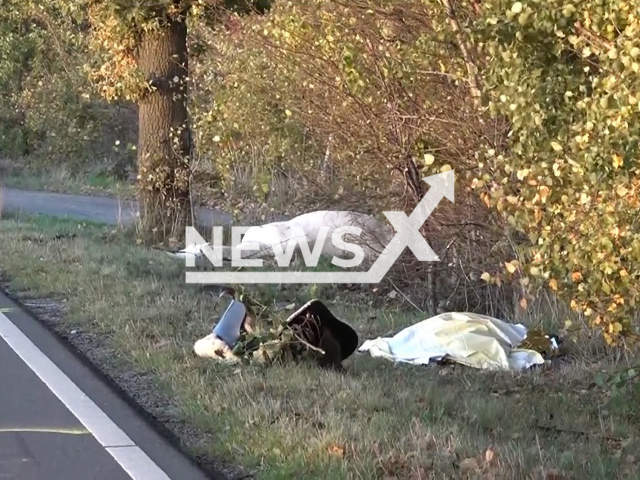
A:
[0,168,135,199]
[0,213,639,479]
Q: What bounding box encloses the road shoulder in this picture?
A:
[0,287,229,480]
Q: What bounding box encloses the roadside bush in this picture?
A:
[475,0,640,343]
[0,1,136,178]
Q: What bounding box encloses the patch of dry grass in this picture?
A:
[0,213,638,479]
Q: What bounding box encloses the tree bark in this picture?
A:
[137,17,192,243]
[405,156,439,316]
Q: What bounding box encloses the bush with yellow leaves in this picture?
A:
[475,0,640,344]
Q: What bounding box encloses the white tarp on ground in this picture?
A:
[357,312,544,371]
[166,210,394,267]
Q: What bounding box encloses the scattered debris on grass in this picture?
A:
[194,293,359,371]
[196,295,566,374]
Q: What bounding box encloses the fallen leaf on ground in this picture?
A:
[544,469,565,480]
[327,443,345,457]
[484,446,498,466]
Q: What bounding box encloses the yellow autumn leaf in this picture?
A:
[539,186,550,202]
[505,260,518,274]
[511,2,523,13]
[480,272,492,282]
[549,278,558,291]
[612,154,623,169]
[550,141,563,152]
[423,153,435,165]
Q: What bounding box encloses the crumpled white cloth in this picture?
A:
[230,210,393,262]
[358,312,544,371]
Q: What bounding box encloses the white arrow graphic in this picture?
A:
[364,169,455,283]
[186,170,455,284]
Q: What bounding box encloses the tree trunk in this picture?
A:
[405,156,439,316]
[440,0,482,106]
[137,17,192,244]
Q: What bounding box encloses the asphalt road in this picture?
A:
[0,187,238,478]
[0,187,232,226]
[0,334,130,480]
[0,285,217,480]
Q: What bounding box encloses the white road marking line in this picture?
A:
[0,311,171,480]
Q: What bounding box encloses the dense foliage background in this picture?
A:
[1,0,639,342]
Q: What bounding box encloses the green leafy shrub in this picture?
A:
[475,0,640,343]
[0,1,135,176]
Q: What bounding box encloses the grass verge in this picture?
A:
[0,166,136,199]
[0,213,638,479]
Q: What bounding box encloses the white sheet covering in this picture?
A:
[358,312,544,371]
